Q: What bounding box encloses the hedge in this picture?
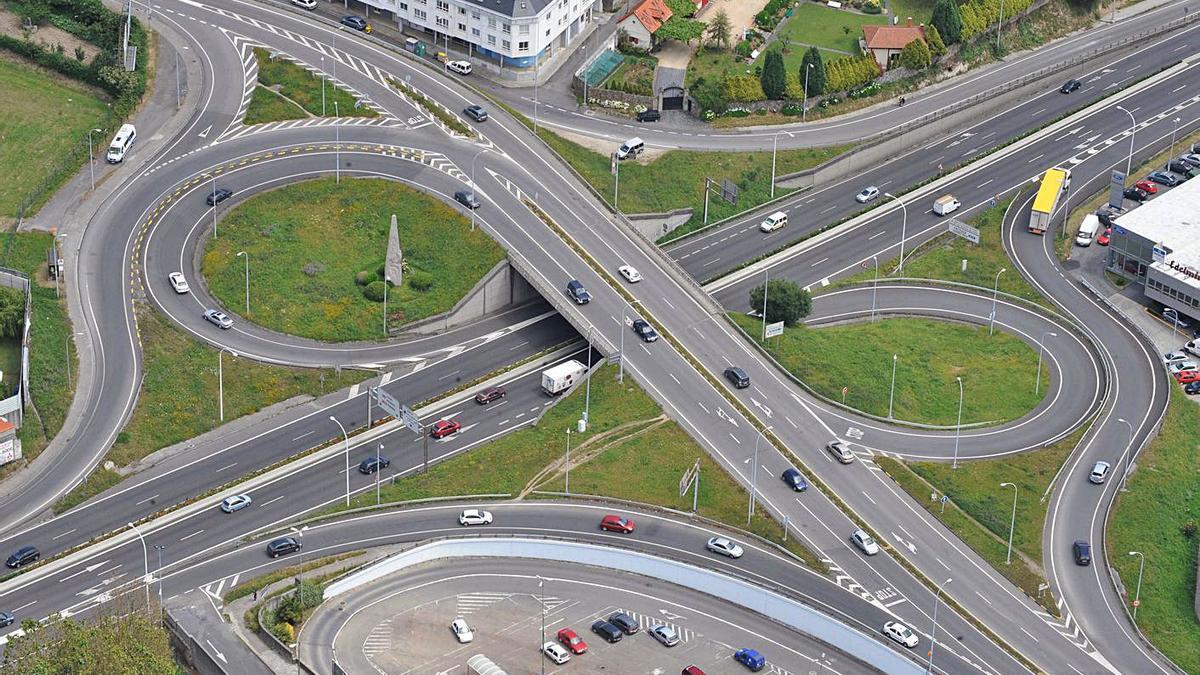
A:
[960,0,1036,40]
[825,55,880,94]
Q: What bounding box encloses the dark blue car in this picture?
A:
[340,15,369,31]
[1147,171,1182,187]
[734,648,766,671]
[781,468,808,492]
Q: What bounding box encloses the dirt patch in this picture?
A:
[700,0,772,33]
[552,124,671,161]
[0,8,102,62]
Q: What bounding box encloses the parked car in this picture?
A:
[1176,370,1200,384]
[781,467,808,492]
[850,529,879,555]
[706,536,744,558]
[1123,186,1148,203]
[205,187,233,206]
[1167,161,1197,178]
[566,279,591,304]
[168,272,190,294]
[1169,360,1199,375]
[636,109,661,122]
[618,265,642,283]
[220,494,253,513]
[291,0,317,8]
[734,648,766,671]
[463,105,488,122]
[1133,179,1157,194]
[358,456,390,474]
[855,186,879,203]
[1148,171,1182,187]
[1185,380,1200,395]
[632,318,658,343]
[591,619,623,643]
[1059,78,1081,93]
[724,366,750,389]
[682,667,706,675]
[1164,350,1191,365]
[1182,153,1200,166]
[430,419,461,438]
[458,508,493,526]
[883,621,919,648]
[1088,461,1111,484]
[1162,307,1192,330]
[542,641,571,665]
[451,617,474,643]
[4,546,38,569]
[599,514,636,534]
[265,537,301,558]
[650,624,680,646]
[475,386,506,404]
[1186,339,1200,358]
[1097,227,1112,246]
[825,440,854,464]
[446,60,472,75]
[454,190,480,209]
[556,627,588,654]
[1073,540,1091,565]
[340,15,370,31]
[608,612,640,634]
[203,309,233,329]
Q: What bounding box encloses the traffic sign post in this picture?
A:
[373,387,402,420]
[679,458,701,512]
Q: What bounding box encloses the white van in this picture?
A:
[932,194,960,216]
[616,137,644,160]
[1075,213,1100,247]
[760,211,787,233]
[106,124,137,164]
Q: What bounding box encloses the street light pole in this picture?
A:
[203,172,218,239]
[583,329,592,426]
[218,348,237,422]
[564,428,572,495]
[375,442,383,504]
[953,376,963,469]
[926,578,952,675]
[1128,551,1145,620]
[1117,417,1135,490]
[538,576,546,675]
[470,148,489,231]
[619,304,627,384]
[321,56,326,116]
[87,128,103,192]
[770,133,781,198]
[1035,331,1057,396]
[885,192,908,273]
[237,251,249,314]
[747,426,773,524]
[334,100,340,183]
[1169,117,1181,169]
[154,544,166,624]
[128,521,151,612]
[761,268,770,341]
[1000,482,1017,565]
[330,416,350,506]
[1116,105,1136,180]
[870,255,879,323]
[989,267,1006,335]
[888,354,898,419]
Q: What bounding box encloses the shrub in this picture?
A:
[692,78,727,113]
[898,38,931,70]
[781,103,803,116]
[861,0,883,13]
[408,271,434,292]
[825,55,880,93]
[362,280,386,302]
[848,82,881,99]
[760,50,786,100]
[799,47,826,96]
[931,0,963,44]
[735,39,754,58]
[74,45,85,61]
[926,23,947,57]
[721,74,765,102]
[355,270,371,285]
[1184,521,1198,539]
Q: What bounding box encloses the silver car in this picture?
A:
[706,536,744,558]
[650,624,680,647]
[203,309,233,329]
[1089,461,1111,484]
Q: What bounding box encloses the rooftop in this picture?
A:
[862,24,926,50]
[620,0,673,34]
[1116,174,1200,277]
[463,0,553,20]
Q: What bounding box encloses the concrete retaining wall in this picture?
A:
[400,259,539,336]
[626,208,693,240]
[164,609,235,675]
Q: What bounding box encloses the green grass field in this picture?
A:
[776,3,888,55]
[248,48,378,122]
[0,56,110,217]
[202,177,505,342]
[1109,388,1200,672]
[244,86,307,125]
[732,314,1046,425]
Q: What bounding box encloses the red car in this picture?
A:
[1134,179,1158,195]
[1097,227,1112,246]
[429,419,461,438]
[557,627,588,654]
[474,386,506,405]
[1175,370,1200,384]
[599,514,636,534]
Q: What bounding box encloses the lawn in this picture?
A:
[775,3,888,55]
[686,47,751,89]
[0,55,111,218]
[249,48,378,121]
[243,85,307,125]
[0,336,19,395]
[886,0,938,24]
[603,55,657,96]
[732,314,1047,425]
[1109,388,1200,673]
[202,177,505,343]
[326,365,825,570]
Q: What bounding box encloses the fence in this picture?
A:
[0,268,31,430]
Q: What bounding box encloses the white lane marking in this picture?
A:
[134,494,159,506]
[258,495,285,509]
[52,529,77,541]
[179,530,205,542]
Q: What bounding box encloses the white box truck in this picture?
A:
[542,360,587,395]
[932,195,961,216]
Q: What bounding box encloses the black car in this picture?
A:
[206,187,233,206]
[724,366,750,389]
[5,546,38,569]
[340,15,368,30]
[591,619,623,643]
[636,109,661,122]
[1060,79,1081,94]
[464,105,488,122]
[266,536,302,558]
[1185,380,1200,395]
[607,612,640,634]
[1123,187,1148,203]
[1166,161,1196,179]
[1094,209,1115,228]
[1073,540,1091,566]
[781,467,809,492]
[359,456,390,474]
[566,279,591,304]
[454,190,480,209]
[631,318,658,343]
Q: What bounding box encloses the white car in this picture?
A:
[1168,360,1198,374]
[1164,350,1191,365]
[855,186,880,203]
[458,508,494,526]
[446,60,472,75]
[290,0,317,8]
[883,621,919,648]
[706,536,744,559]
[618,265,643,283]
[451,617,474,643]
[650,624,680,647]
[220,494,252,513]
[826,440,855,464]
[542,641,571,664]
[1089,460,1111,484]
[168,272,190,294]
[1185,339,1200,358]
[851,529,879,555]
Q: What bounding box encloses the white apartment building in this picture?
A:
[364,0,596,67]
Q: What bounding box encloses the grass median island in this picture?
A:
[202,177,505,343]
[0,55,110,217]
[732,313,1047,425]
[325,365,824,570]
[1109,388,1200,673]
[245,47,378,124]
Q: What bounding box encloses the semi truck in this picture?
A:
[1029,167,1071,234]
[541,360,587,395]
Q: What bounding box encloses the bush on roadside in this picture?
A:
[408,271,434,292]
[898,38,931,70]
[363,280,386,302]
[824,55,880,93]
[721,74,765,102]
[355,270,371,285]
[861,0,883,13]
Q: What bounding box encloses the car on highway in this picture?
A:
[636,109,661,122]
[1123,187,1148,203]
[781,467,808,492]
[1134,179,1158,194]
[618,265,642,283]
[458,508,493,526]
[205,187,233,206]
[1167,161,1197,178]
[724,366,750,388]
[463,105,488,122]
[430,419,461,438]
[733,647,766,671]
[608,612,640,634]
[855,186,879,203]
[556,627,588,654]
[265,537,301,558]
[291,0,317,8]
[566,279,591,304]
[451,617,473,643]
[454,190,480,209]
[599,514,636,533]
[542,641,570,664]
[340,15,370,31]
[446,60,472,75]
[1088,461,1111,484]
[632,318,659,343]
[706,536,744,558]
[826,440,854,464]
[358,456,390,474]
[1164,349,1193,364]
[0,612,13,628]
[1148,171,1182,187]
[220,494,253,513]
[1059,78,1081,93]
[850,529,879,555]
[591,619,623,643]
[650,623,680,646]
[1186,381,1200,395]
[5,546,39,569]
[1073,540,1091,565]
[1168,360,1199,375]
[168,272,190,294]
[203,309,233,329]
[883,621,919,648]
[1097,227,1111,246]
[1175,370,1200,384]
[759,211,787,233]
[474,386,506,404]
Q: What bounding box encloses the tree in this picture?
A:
[931,0,963,44]
[664,0,698,18]
[2,611,175,674]
[925,23,947,57]
[784,71,804,100]
[799,46,826,96]
[898,38,931,70]
[749,279,812,327]
[706,9,733,50]
[692,77,727,113]
[760,50,786,100]
[656,16,707,44]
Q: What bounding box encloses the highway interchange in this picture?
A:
[0,0,1196,672]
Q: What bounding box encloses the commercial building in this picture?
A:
[1106,175,1200,319]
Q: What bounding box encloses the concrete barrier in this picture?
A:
[399,259,539,336]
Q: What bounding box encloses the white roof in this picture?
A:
[1116,175,1200,281]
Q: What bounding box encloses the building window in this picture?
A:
[436,0,448,10]
[400,1,407,9]
[488,17,496,28]
[458,22,466,30]
[502,38,510,49]
[472,27,480,36]
[436,16,448,27]
[518,40,529,50]
[471,11,479,18]
[414,8,426,19]
[458,6,466,13]
[502,22,511,33]
[545,27,550,36]
[487,34,496,45]
[519,24,529,34]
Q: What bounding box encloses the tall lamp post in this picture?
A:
[538,576,546,675]
[1000,482,1017,565]
[1115,105,1136,180]
[926,578,952,675]
[1128,550,1145,620]
[870,254,879,323]
[564,428,572,495]
[236,251,250,314]
[375,442,384,504]
[218,348,238,422]
[989,268,1007,335]
[1117,417,1134,490]
[334,100,341,183]
[747,425,773,525]
[770,132,785,198]
[1035,331,1057,396]
[888,354,898,419]
[202,172,218,238]
[885,192,908,273]
[1169,116,1182,168]
[128,521,151,611]
[330,415,350,506]
[87,128,103,192]
[470,148,489,231]
[953,376,963,469]
[802,63,813,122]
[154,544,167,623]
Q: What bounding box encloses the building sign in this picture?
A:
[1153,244,1168,264]
[1167,259,1200,281]
[764,321,784,338]
[0,439,20,466]
[1109,170,1126,210]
